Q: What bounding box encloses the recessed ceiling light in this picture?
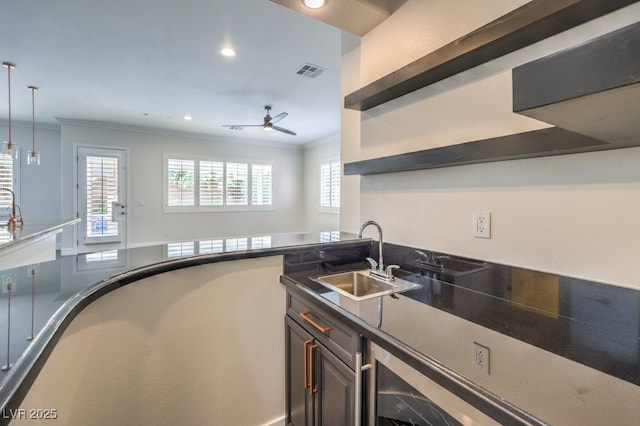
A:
[220,47,236,57]
[303,0,326,9]
[184,115,192,121]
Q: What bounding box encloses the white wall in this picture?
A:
[302,135,340,232]
[0,122,62,224]
[340,32,362,234]
[59,122,305,252]
[341,1,640,290]
[15,256,286,426]
[3,119,345,249]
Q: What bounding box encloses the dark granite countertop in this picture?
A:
[282,242,640,387]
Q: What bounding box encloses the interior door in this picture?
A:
[77,146,128,253]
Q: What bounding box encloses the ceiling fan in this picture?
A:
[222,105,297,136]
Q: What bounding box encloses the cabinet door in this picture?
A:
[286,317,314,426]
[315,343,356,426]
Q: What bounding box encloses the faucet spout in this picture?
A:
[0,187,23,232]
[357,220,398,282]
[357,220,384,271]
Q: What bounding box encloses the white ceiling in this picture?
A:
[1,0,346,145]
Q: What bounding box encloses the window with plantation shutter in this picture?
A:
[164,155,273,212]
[251,164,272,206]
[167,159,195,207]
[0,153,14,244]
[0,153,14,210]
[320,160,340,211]
[86,155,120,238]
[199,161,224,206]
[225,162,248,206]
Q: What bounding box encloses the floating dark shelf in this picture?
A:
[344,0,638,111]
[513,21,640,147]
[343,128,619,176]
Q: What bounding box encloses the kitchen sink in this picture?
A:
[313,270,421,301]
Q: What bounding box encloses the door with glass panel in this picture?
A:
[77,147,128,253]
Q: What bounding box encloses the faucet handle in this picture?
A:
[385,264,400,275]
[365,257,378,270]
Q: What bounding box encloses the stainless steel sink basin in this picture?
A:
[313,270,421,301]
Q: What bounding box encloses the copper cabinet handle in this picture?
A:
[309,343,318,395]
[300,311,331,334]
[304,340,312,390]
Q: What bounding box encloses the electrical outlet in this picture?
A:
[473,342,490,375]
[473,211,491,239]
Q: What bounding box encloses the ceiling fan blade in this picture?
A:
[270,112,288,124]
[273,125,296,136]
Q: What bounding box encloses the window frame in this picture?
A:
[0,152,19,244]
[163,154,275,213]
[319,158,340,214]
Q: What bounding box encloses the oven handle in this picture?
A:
[354,351,372,426]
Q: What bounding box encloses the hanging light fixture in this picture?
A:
[26,85,40,165]
[2,62,19,160]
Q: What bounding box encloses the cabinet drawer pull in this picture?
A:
[309,343,318,395]
[304,340,312,390]
[300,311,331,334]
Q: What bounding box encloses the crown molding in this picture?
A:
[55,118,303,150]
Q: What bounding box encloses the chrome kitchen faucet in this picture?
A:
[357,220,399,282]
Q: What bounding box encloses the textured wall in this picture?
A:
[16,257,285,426]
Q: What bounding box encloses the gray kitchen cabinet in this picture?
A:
[285,290,364,425]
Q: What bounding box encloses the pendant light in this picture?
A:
[26,85,40,165]
[2,62,19,160]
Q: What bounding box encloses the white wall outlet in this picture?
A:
[473,211,491,239]
[473,342,490,375]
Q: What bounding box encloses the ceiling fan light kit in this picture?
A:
[223,105,297,136]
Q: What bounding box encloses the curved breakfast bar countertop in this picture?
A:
[0,231,367,415]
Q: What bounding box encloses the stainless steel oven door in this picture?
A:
[369,343,499,425]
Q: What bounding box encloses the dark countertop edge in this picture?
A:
[281,275,547,426]
[0,238,371,417]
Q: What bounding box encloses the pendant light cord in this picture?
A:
[29,85,38,155]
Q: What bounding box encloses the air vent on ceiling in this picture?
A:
[296,63,326,78]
